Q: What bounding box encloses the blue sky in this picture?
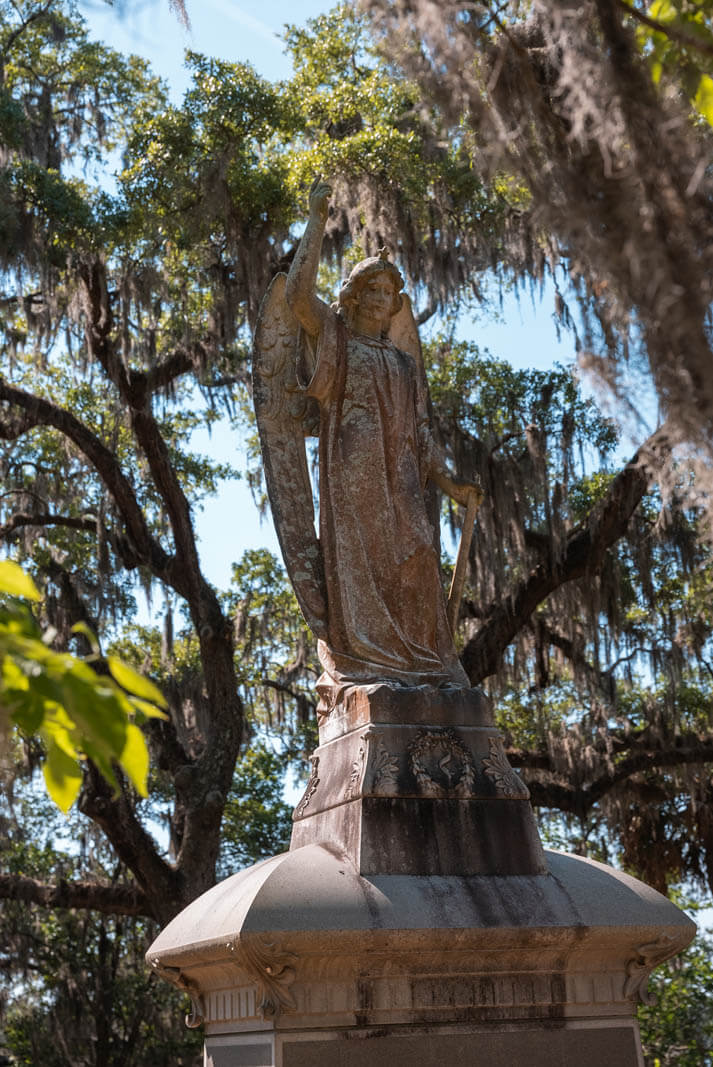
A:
[77,0,580,593]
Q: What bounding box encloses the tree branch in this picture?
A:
[510,736,713,816]
[0,872,150,917]
[0,378,184,589]
[127,346,200,406]
[78,762,182,925]
[540,622,616,700]
[461,427,669,682]
[78,261,205,612]
[0,511,96,540]
[416,299,438,326]
[0,409,41,441]
[77,261,245,913]
[616,0,713,60]
[0,1,53,59]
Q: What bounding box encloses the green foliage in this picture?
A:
[281,4,508,243]
[229,548,318,747]
[425,338,618,462]
[122,51,295,251]
[0,561,166,812]
[0,0,161,265]
[624,0,713,126]
[638,923,713,1065]
[219,743,293,876]
[0,792,201,1067]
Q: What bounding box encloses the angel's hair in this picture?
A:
[336,249,404,333]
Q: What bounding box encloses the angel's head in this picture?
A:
[337,249,404,337]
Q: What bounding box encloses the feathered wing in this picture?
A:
[252,274,328,639]
[389,292,441,540]
[389,293,426,387]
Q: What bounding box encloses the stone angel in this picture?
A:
[253,179,482,709]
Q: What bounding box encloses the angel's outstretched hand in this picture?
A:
[308,176,332,223]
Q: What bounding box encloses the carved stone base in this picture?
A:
[290,685,545,876]
[148,844,695,1067]
[146,684,695,1065]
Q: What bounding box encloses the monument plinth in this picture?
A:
[147,180,695,1065]
[290,685,545,877]
[148,684,694,1067]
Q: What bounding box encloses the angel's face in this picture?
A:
[354,274,396,337]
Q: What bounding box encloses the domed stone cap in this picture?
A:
[146,840,695,981]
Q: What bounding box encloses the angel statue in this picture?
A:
[253,179,483,710]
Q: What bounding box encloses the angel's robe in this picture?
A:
[300,307,469,705]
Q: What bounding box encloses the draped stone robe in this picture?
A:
[300,308,469,705]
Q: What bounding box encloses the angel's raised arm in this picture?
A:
[285,178,332,339]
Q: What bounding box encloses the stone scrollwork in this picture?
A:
[148,958,205,1029]
[370,733,400,794]
[408,728,475,797]
[345,728,400,800]
[623,934,677,1006]
[482,736,530,798]
[294,755,320,819]
[227,936,298,1019]
[344,734,368,801]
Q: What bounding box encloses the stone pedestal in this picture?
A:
[290,686,544,877]
[147,687,695,1066]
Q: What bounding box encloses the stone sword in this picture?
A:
[447,488,482,636]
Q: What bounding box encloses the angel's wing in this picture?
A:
[389,292,441,540]
[388,293,428,392]
[252,274,328,639]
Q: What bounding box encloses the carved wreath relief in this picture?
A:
[408,728,475,797]
[482,736,530,798]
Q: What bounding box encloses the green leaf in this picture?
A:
[694,74,713,127]
[71,621,100,655]
[106,655,167,708]
[8,687,46,734]
[41,710,81,758]
[58,673,128,758]
[129,696,169,720]
[649,0,676,22]
[41,736,83,814]
[0,561,41,602]
[119,722,149,797]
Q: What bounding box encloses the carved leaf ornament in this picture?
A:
[482,736,530,798]
[227,937,298,1019]
[344,728,400,801]
[624,934,677,1006]
[371,735,400,793]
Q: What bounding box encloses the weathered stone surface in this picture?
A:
[290,684,545,876]
[254,179,483,706]
[204,1024,644,1067]
[317,683,493,741]
[147,843,694,1038]
[149,183,697,1065]
[292,796,545,876]
[277,1026,642,1067]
